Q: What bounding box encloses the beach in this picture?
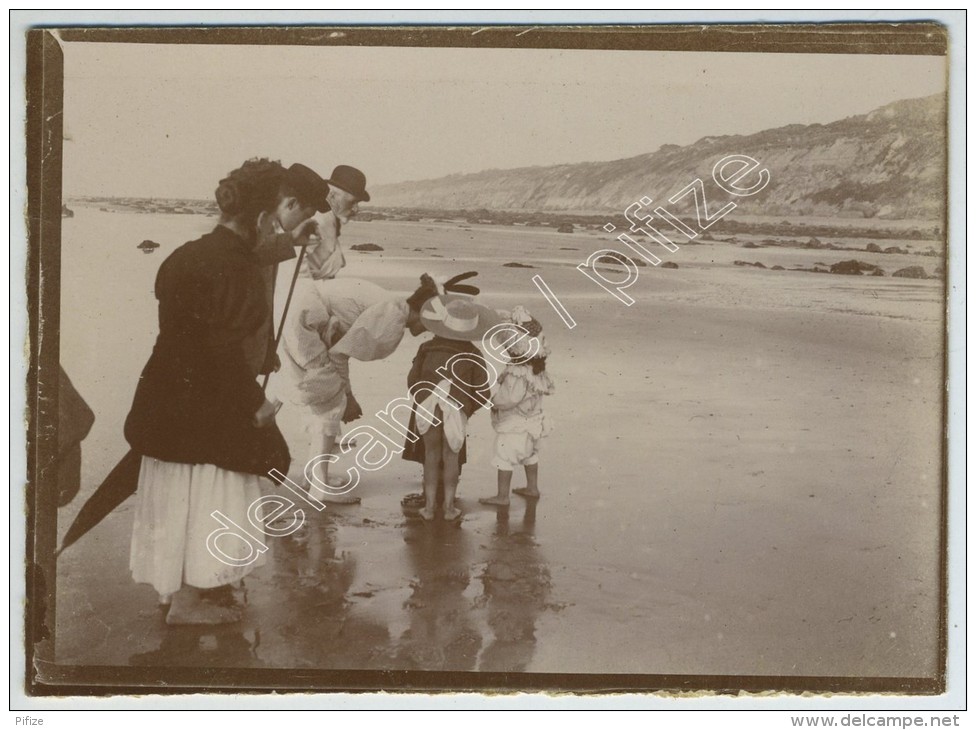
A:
[54,206,944,678]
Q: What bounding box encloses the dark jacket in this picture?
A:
[401,336,491,469]
[124,225,290,476]
[407,337,492,417]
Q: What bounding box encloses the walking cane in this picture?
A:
[262,245,307,392]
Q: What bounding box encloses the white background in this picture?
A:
[7,8,967,718]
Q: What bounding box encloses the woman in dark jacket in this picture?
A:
[125,158,319,625]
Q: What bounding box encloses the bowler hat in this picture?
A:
[284,163,331,212]
[327,165,371,202]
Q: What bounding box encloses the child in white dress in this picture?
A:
[480,306,554,507]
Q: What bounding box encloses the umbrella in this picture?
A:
[262,245,306,391]
[58,247,309,558]
[56,447,141,557]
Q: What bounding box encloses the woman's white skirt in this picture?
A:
[129,456,268,597]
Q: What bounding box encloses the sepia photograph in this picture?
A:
[18,14,963,708]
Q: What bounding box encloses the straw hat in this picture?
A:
[420,294,503,342]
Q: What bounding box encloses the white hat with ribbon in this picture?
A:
[420,293,503,342]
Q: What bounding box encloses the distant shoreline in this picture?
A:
[65,197,942,242]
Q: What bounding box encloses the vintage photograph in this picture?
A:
[24,22,952,696]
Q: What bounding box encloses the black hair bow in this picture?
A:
[444,271,480,295]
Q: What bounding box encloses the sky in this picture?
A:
[61,41,946,199]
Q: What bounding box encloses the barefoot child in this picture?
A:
[406,293,499,520]
[480,306,553,507]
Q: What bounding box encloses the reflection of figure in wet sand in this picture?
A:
[129,623,263,668]
[478,501,552,672]
[253,511,392,669]
[131,509,395,670]
[394,521,483,670]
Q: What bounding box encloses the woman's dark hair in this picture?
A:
[215,158,287,231]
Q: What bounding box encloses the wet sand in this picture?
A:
[55,209,944,678]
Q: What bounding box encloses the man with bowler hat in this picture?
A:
[300,165,372,282]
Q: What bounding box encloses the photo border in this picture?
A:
[11,9,966,711]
